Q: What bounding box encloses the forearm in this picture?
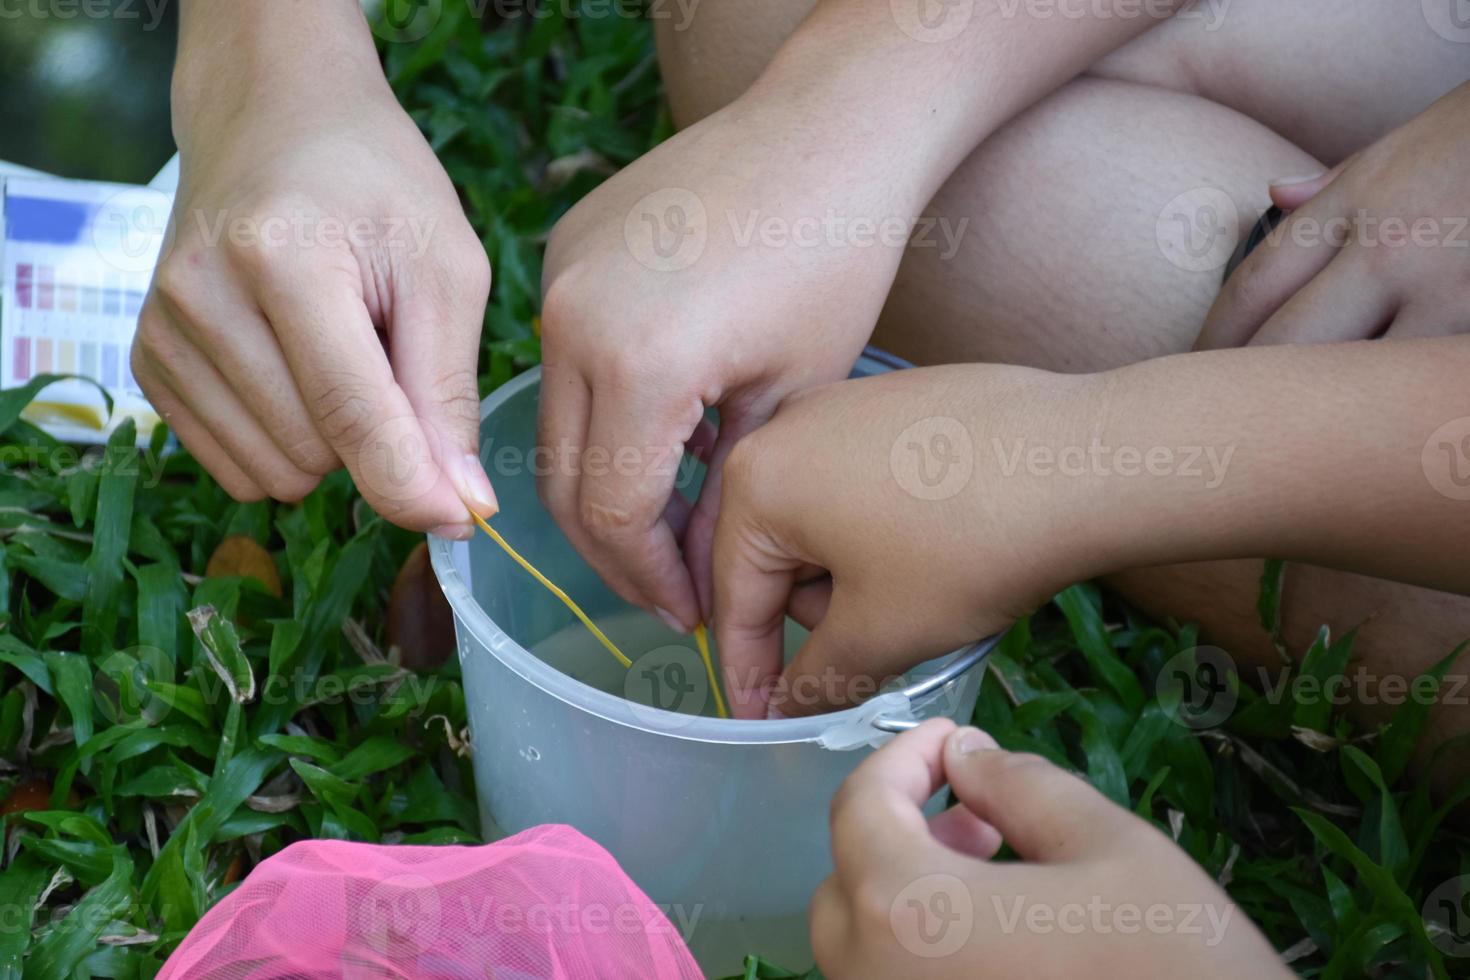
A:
[172,0,386,145]
[743,0,1186,214]
[1045,337,1470,594]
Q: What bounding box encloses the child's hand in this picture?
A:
[1198,80,1470,349]
[812,720,1288,980]
[711,366,1097,718]
[537,101,910,633]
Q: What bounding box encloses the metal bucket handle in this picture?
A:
[870,633,1002,733]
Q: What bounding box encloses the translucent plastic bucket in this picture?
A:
[428,350,993,974]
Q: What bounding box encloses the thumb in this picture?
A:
[684,401,780,624]
[390,250,498,523]
[1268,157,1349,211]
[942,727,1140,863]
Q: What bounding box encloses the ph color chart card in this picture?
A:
[0,175,168,443]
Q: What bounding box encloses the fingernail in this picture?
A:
[759,675,785,719]
[654,606,689,634]
[431,523,475,541]
[455,452,499,518]
[952,727,998,756]
[1269,171,1325,188]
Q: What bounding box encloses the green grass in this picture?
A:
[2,4,1469,978]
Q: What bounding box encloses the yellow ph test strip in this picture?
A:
[470,510,632,668]
[694,623,729,719]
[468,510,730,719]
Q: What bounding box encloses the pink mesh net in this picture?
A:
[158,824,703,979]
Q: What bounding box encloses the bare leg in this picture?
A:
[872,76,1311,371]
[659,0,1469,159]
[1089,0,1470,166]
[658,4,1470,790]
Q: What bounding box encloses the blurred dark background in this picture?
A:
[0,0,178,183]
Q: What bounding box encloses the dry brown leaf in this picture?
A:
[1290,725,1344,753]
[222,851,247,886]
[206,535,283,597]
[387,542,456,671]
[0,778,51,815]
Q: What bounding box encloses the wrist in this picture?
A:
[992,356,1254,583]
[967,366,1124,591]
[887,364,1113,604]
[172,0,385,147]
[737,29,966,217]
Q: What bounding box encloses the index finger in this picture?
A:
[577,379,704,629]
[254,268,470,532]
[1195,184,1343,351]
[711,484,802,718]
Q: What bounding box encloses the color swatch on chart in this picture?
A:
[1,175,171,442]
[5,263,144,394]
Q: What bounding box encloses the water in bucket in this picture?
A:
[531,611,808,718]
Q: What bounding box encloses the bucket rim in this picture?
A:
[427,359,981,746]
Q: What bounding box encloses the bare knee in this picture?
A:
[1090,0,1469,162]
